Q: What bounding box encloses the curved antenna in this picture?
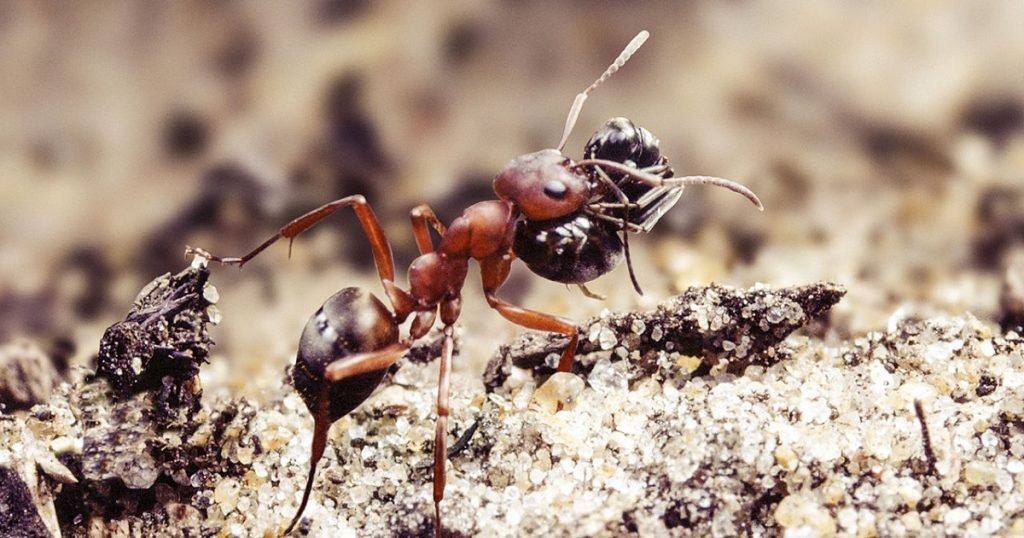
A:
[557,31,650,151]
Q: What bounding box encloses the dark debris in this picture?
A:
[96,263,217,424]
[484,282,845,392]
[0,466,51,538]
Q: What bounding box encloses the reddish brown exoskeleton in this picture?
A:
[189,30,762,536]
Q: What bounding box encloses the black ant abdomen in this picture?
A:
[291,287,399,422]
[287,287,400,533]
[512,212,624,284]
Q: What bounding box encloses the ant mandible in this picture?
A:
[189,30,762,537]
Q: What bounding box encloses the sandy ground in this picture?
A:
[1,2,1024,537]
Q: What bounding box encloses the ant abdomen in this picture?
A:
[287,287,399,533]
[292,287,399,421]
[512,212,624,284]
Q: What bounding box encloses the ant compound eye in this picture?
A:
[543,180,568,199]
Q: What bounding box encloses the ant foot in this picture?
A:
[183,246,246,267]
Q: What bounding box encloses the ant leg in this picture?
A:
[284,386,332,534]
[480,255,580,372]
[576,283,607,301]
[433,325,455,538]
[410,204,447,255]
[573,159,764,210]
[323,341,411,382]
[188,195,397,280]
[591,167,644,295]
[189,195,419,317]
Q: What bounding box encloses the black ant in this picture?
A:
[188,30,762,537]
[516,115,683,298]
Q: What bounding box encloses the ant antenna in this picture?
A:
[557,31,650,151]
[574,159,765,211]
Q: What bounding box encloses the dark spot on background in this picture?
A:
[57,245,113,319]
[769,160,812,209]
[859,124,952,176]
[727,227,765,265]
[214,26,260,79]
[322,73,392,185]
[960,96,1024,148]
[162,109,210,159]
[30,136,62,171]
[0,3,12,32]
[999,253,1024,334]
[972,185,1024,269]
[443,19,483,67]
[48,336,76,374]
[313,0,371,26]
[139,163,272,277]
[651,191,708,239]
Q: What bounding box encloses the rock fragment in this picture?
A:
[485,282,846,392]
[0,338,61,412]
[96,261,218,423]
[0,466,52,538]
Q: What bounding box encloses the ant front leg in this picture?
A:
[480,254,580,372]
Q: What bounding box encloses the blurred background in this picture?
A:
[1,1,1023,400]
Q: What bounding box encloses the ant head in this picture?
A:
[493,149,589,220]
[494,31,651,223]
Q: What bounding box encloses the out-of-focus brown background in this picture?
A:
[2,1,1023,398]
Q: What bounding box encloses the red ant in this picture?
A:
[188,30,762,536]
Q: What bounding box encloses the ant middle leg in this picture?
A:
[432,324,455,538]
[410,204,447,255]
[324,341,411,382]
[480,255,580,372]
